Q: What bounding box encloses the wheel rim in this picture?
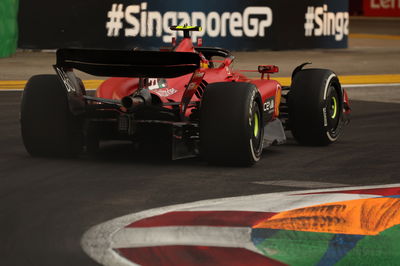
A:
[251,101,263,155]
[330,96,338,119]
[253,111,260,137]
[327,86,340,131]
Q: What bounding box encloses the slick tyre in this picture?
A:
[288,69,343,146]
[21,75,83,157]
[200,82,264,166]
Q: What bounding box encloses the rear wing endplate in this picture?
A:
[55,48,201,78]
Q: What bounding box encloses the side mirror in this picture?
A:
[220,56,235,68]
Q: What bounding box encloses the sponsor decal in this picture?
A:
[263,97,275,113]
[323,107,328,126]
[152,88,177,97]
[106,2,273,42]
[146,78,167,90]
[249,89,256,126]
[55,67,76,93]
[370,0,400,9]
[364,0,400,16]
[304,4,349,41]
[181,69,205,115]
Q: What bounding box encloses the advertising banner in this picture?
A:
[363,0,400,16]
[18,0,348,51]
[0,0,19,57]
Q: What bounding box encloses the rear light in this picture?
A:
[197,37,203,47]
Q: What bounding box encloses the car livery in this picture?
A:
[20,25,350,165]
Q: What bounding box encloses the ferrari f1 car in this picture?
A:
[21,26,350,166]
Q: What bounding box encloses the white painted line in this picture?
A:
[178,193,376,212]
[112,226,256,251]
[252,180,349,188]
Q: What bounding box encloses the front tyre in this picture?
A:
[21,75,83,157]
[200,82,264,166]
[288,69,343,145]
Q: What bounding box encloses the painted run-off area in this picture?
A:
[83,185,400,266]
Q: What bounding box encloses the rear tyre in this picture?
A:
[21,75,83,157]
[200,82,263,166]
[288,69,343,145]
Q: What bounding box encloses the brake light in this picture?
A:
[197,37,203,47]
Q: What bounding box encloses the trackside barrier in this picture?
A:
[18,0,348,51]
[0,0,18,57]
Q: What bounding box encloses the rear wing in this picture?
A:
[55,48,201,78]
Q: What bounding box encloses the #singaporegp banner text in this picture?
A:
[18,0,348,51]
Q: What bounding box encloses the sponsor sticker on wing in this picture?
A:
[152,88,177,97]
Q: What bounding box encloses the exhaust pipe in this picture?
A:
[121,96,145,109]
[121,85,152,110]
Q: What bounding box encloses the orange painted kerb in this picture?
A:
[254,197,400,236]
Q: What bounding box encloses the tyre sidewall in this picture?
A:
[21,75,83,157]
[289,69,343,145]
[324,78,343,142]
[200,82,263,165]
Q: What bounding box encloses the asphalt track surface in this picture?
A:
[1,96,400,266]
[1,18,400,266]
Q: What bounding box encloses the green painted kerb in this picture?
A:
[0,0,19,58]
[254,225,400,265]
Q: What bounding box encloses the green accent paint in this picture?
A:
[254,225,400,265]
[331,96,338,119]
[255,230,333,266]
[337,225,400,266]
[254,112,259,137]
[0,0,19,57]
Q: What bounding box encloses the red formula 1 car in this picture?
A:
[21,26,350,166]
